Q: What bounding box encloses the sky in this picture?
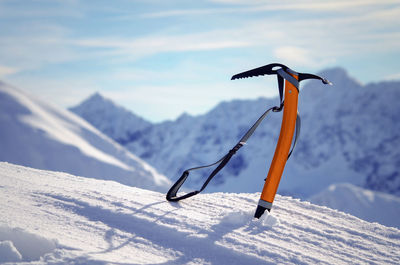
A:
[0,0,399,122]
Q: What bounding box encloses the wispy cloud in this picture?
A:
[0,23,80,73]
[104,2,400,68]
[384,72,400,81]
[140,8,233,18]
[209,0,399,8]
[0,0,83,18]
[1,0,399,121]
[143,0,399,18]
[71,30,252,59]
[273,46,335,68]
[0,65,19,77]
[2,0,398,75]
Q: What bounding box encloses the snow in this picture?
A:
[0,226,56,263]
[18,92,130,171]
[0,162,399,264]
[0,81,170,191]
[309,183,400,229]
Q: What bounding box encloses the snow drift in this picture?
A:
[0,162,399,264]
[0,226,56,263]
[0,81,170,191]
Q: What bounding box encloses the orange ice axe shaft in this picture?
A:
[231,63,332,218]
[255,72,298,218]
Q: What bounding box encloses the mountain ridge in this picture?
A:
[69,92,152,143]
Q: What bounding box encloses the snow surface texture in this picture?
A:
[0,81,170,192]
[71,68,400,198]
[0,162,399,265]
[309,183,400,229]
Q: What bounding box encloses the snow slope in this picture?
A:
[0,162,399,264]
[71,68,400,198]
[309,183,400,229]
[0,81,170,191]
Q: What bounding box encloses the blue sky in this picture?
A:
[1,0,399,122]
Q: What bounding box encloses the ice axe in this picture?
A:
[166,63,332,219]
[232,63,331,218]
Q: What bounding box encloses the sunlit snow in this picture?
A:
[0,162,399,264]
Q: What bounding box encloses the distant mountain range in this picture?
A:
[0,81,170,192]
[70,92,151,143]
[309,182,400,228]
[70,67,400,199]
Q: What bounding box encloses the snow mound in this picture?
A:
[220,210,280,228]
[0,226,56,262]
[0,162,399,264]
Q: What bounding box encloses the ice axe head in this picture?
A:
[231,63,332,86]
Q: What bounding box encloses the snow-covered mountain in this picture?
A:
[71,67,400,199]
[69,92,151,143]
[309,183,400,228]
[297,69,400,197]
[0,81,170,191]
[1,162,399,264]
